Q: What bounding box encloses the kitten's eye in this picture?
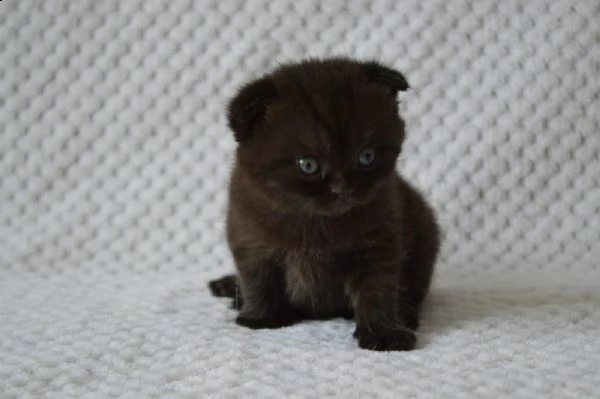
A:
[358,148,376,166]
[297,157,320,175]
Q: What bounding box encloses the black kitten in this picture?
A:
[209,57,439,351]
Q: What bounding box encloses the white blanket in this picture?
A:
[1,0,599,397]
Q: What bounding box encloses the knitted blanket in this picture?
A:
[1,0,599,397]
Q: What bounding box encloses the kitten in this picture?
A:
[209,57,439,351]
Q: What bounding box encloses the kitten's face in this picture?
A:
[230,59,408,216]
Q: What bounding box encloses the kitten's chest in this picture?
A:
[282,250,357,314]
[271,214,368,252]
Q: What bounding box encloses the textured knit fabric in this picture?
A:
[1,1,599,398]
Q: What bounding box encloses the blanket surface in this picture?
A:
[1,0,599,397]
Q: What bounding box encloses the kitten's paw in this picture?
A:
[405,316,420,331]
[354,327,417,351]
[235,314,296,330]
[208,275,238,298]
[229,295,244,310]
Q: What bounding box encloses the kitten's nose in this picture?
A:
[331,184,343,195]
[330,175,346,197]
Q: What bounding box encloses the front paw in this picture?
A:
[354,327,417,351]
[235,314,297,330]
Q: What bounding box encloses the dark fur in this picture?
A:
[209,58,439,351]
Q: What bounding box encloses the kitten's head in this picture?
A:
[228,58,410,216]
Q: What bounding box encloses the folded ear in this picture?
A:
[227,78,277,142]
[364,61,410,93]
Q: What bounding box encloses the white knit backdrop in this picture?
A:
[1,1,599,398]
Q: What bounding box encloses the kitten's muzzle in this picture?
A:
[330,183,345,196]
[329,175,350,198]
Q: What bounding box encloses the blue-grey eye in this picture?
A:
[358,148,376,166]
[297,157,320,175]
